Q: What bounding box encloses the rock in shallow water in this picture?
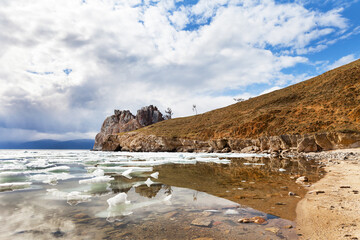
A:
[191,218,213,227]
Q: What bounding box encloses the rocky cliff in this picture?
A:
[99,131,360,154]
[96,59,360,153]
[93,105,164,150]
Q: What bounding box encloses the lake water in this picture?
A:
[0,150,324,239]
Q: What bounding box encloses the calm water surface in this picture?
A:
[0,150,324,239]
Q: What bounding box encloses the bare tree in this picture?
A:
[164,107,173,120]
[233,98,245,102]
[192,104,197,115]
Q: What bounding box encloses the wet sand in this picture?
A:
[296,149,360,240]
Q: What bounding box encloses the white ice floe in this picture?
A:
[144,178,154,187]
[44,166,70,172]
[106,193,171,220]
[67,191,92,205]
[121,168,133,179]
[30,173,72,185]
[79,176,114,184]
[47,188,69,198]
[47,189,92,205]
[0,164,27,171]
[132,182,142,188]
[87,166,153,173]
[91,168,105,177]
[0,171,26,177]
[150,172,159,179]
[25,160,55,169]
[107,192,131,207]
[0,182,32,191]
[194,157,230,164]
[204,210,221,213]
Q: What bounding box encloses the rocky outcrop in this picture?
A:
[98,131,360,153]
[93,105,164,150]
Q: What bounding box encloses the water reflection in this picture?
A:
[0,150,323,239]
[100,156,323,220]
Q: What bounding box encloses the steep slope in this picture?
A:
[98,59,360,152]
[141,59,360,139]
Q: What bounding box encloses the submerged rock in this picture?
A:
[265,227,280,234]
[191,218,213,227]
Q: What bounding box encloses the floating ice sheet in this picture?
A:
[0,182,32,192]
[47,189,92,205]
[79,176,114,184]
[0,150,270,194]
[107,192,130,207]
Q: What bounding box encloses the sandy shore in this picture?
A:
[296,149,360,240]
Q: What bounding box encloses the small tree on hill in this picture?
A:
[164,107,173,120]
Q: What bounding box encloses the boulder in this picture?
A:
[314,133,334,150]
[297,135,319,152]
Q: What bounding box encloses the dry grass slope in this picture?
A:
[137,59,360,140]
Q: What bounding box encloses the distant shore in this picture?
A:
[296,149,360,239]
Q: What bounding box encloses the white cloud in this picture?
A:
[326,54,357,71]
[260,86,282,95]
[0,0,353,141]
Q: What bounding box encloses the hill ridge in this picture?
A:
[96,59,360,153]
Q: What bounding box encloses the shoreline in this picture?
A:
[296,149,360,239]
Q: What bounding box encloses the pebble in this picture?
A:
[238,216,267,224]
[164,211,178,218]
[265,227,280,234]
[288,192,296,196]
[275,202,286,205]
[114,221,126,227]
[251,216,267,224]
[191,218,213,227]
[296,176,308,183]
[52,229,65,238]
[238,218,252,223]
[282,225,293,229]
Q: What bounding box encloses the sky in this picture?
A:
[0,0,359,142]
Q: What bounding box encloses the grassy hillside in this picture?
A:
[138,59,360,140]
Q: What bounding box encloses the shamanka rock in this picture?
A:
[93,105,164,150]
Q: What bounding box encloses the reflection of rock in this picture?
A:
[108,179,133,194]
[153,157,322,220]
[135,184,162,198]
